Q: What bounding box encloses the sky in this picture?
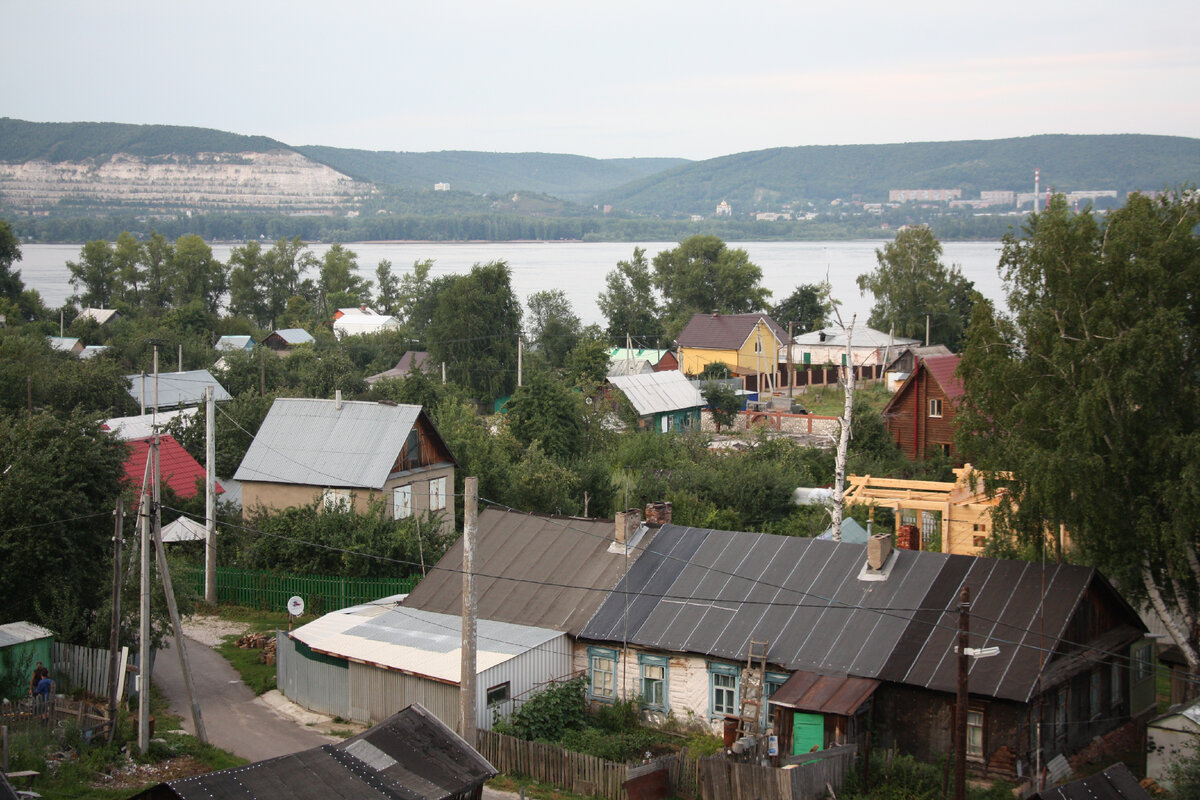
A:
[3,1,1198,161]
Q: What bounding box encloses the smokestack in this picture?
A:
[614,508,641,545]
[867,533,893,571]
[335,389,342,410]
[645,501,672,525]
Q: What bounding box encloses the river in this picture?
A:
[15,240,1007,328]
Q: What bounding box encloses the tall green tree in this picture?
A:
[317,244,371,315]
[0,219,20,303]
[67,239,118,308]
[141,231,174,311]
[526,289,581,370]
[652,236,770,338]
[374,259,401,316]
[957,192,1200,675]
[598,247,663,345]
[227,240,270,326]
[427,261,521,399]
[506,369,584,461]
[111,231,144,307]
[771,283,831,334]
[169,234,228,314]
[856,226,978,350]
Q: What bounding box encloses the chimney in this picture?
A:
[896,524,920,551]
[335,389,342,410]
[818,331,827,343]
[615,508,641,545]
[645,501,672,525]
[867,533,893,571]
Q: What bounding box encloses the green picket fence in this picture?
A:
[177,565,418,615]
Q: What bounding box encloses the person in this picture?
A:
[34,676,52,699]
[28,661,48,696]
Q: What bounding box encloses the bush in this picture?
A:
[495,677,588,742]
[559,726,663,763]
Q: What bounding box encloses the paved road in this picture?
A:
[154,634,336,762]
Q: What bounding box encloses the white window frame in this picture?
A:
[764,672,789,727]
[708,662,739,720]
[928,398,943,418]
[322,488,351,511]
[966,708,984,759]
[639,654,668,712]
[393,484,412,519]
[589,646,618,702]
[430,476,447,511]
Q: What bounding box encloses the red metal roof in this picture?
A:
[768,670,880,716]
[123,435,223,500]
[675,313,788,350]
[921,354,964,401]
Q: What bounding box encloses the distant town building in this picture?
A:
[889,189,962,203]
[1017,189,1118,207]
[434,182,450,191]
[754,212,791,221]
[715,200,732,217]
[980,190,1015,205]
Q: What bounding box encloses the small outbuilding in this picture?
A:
[0,621,54,699]
[608,371,704,433]
[1147,700,1200,791]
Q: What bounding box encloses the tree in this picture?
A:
[67,239,118,308]
[111,231,144,307]
[169,234,228,314]
[771,283,831,334]
[317,244,371,314]
[957,192,1200,677]
[565,327,612,386]
[427,261,521,399]
[228,240,270,326]
[702,381,740,432]
[374,259,401,316]
[0,219,21,303]
[652,236,770,337]
[598,247,663,345]
[856,226,978,350]
[141,231,174,311]
[262,237,308,328]
[506,369,584,462]
[526,289,581,369]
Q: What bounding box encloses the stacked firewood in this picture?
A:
[234,632,277,665]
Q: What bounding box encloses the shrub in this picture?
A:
[495,677,588,742]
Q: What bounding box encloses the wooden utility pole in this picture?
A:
[517,332,523,388]
[460,477,478,744]
[955,586,970,800]
[205,386,216,604]
[107,498,124,734]
[787,322,794,399]
[153,507,208,743]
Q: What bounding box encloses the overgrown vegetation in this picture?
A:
[840,753,1013,800]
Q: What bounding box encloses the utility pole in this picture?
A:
[516,332,523,388]
[138,342,162,754]
[787,322,794,400]
[107,498,123,735]
[259,349,265,398]
[205,386,216,604]
[460,477,478,745]
[153,505,208,743]
[955,586,970,800]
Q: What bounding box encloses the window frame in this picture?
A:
[588,646,618,702]
[393,484,413,519]
[966,707,985,760]
[486,681,511,707]
[764,671,789,727]
[708,661,740,720]
[430,476,447,511]
[1110,661,1124,707]
[639,653,669,712]
[928,397,943,418]
[322,487,351,511]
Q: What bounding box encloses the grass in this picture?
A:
[487,773,605,800]
[791,381,892,417]
[206,605,298,695]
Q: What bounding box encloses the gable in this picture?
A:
[677,313,787,351]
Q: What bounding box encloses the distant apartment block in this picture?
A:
[889,189,962,203]
[1017,189,1118,207]
[754,212,791,221]
[715,200,732,216]
[981,190,1015,205]
[434,182,450,191]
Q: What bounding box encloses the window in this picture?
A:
[403,430,420,468]
[589,647,617,701]
[639,654,668,712]
[1054,686,1068,741]
[430,477,447,511]
[973,535,987,548]
[764,672,789,726]
[928,398,943,418]
[1134,644,1154,681]
[803,352,811,366]
[708,662,739,719]
[393,485,412,519]
[486,682,510,707]
[322,488,351,511]
[940,443,952,457]
[1089,670,1101,719]
[966,709,984,759]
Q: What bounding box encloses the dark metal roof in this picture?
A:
[1030,762,1150,800]
[403,507,653,636]
[675,313,788,350]
[580,524,1138,703]
[152,703,495,800]
[769,671,879,716]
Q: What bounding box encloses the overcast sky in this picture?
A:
[4,1,1197,161]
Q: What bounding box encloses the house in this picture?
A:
[333,309,401,339]
[122,435,224,500]
[366,351,435,385]
[79,345,109,359]
[607,371,704,433]
[74,307,121,326]
[214,334,255,353]
[781,326,919,389]
[675,312,788,392]
[0,621,54,693]
[577,524,1151,780]
[883,344,954,391]
[233,396,457,531]
[881,353,963,461]
[47,336,84,355]
[608,348,679,375]
[1030,762,1152,800]
[103,409,196,440]
[129,703,497,800]
[124,369,231,412]
[332,305,377,320]
[279,602,571,731]
[1146,700,1200,790]
[263,328,316,353]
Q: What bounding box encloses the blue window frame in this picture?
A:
[639,654,669,712]
[764,671,789,726]
[708,662,740,720]
[588,646,618,702]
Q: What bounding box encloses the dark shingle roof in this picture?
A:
[676,313,787,350]
[1030,762,1150,800]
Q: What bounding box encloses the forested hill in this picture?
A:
[296,146,689,202]
[594,134,1200,215]
[0,118,290,161]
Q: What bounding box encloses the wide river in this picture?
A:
[16,240,1007,328]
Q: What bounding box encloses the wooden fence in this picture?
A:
[176,565,418,613]
[51,642,142,701]
[476,730,629,800]
[698,745,857,800]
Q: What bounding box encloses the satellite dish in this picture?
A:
[287,596,305,617]
[585,396,594,406]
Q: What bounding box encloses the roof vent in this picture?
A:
[859,533,897,581]
[818,331,827,342]
[335,389,342,410]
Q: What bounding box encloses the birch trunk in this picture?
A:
[1144,561,1200,675]
[831,314,855,542]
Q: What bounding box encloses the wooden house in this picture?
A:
[607,370,704,432]
[675,313,788,392]
[882,353,963,461]
[263,328,315,353]
[234,395,457,532]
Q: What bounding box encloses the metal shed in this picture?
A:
[0,621,54,699]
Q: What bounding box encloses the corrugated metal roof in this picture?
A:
[161,703,495,800]
[790,326,919,349]
[292,605,563,684]
[123,435,224,499]
[124,370,231,409]
[676,313,788,350]
[273,328,316,345]
[608,372,704,416]
[214,335,254,352]
[580,524,1134,703]
[160,516,207,543]
[0,621,54,647]
[768,671,879,716]
[403,508,650,636]
[233,398,424,488]
[922,354,964,401]
[104,408,196,440]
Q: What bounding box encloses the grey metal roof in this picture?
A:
[159,703,496,800]
[580,524,1140,703]
[273,328,316,345]
[790,326,919,348]
[124,370,232,409]
[403,508,652,636]
[233,398,424,489]
[608,371,704,416]
[214,335,254,352]
[0,621,54,647]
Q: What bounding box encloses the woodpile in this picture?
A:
[235,632,277,665]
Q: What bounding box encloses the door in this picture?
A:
[792,712,824,755]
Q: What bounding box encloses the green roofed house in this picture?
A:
[0,621,53,699]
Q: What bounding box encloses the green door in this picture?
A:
[792,712,823,755]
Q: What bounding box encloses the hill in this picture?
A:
[296,146,689,202]
[0,117,289,161]
[593,134,1200,215]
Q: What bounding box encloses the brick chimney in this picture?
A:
[614,508,641,545]
[645,501,672,525]
[896,524,920,551]
[867,533,893,571]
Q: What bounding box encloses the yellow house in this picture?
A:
[675,312,788,391]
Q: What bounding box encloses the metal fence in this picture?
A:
[176,565,418,614]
